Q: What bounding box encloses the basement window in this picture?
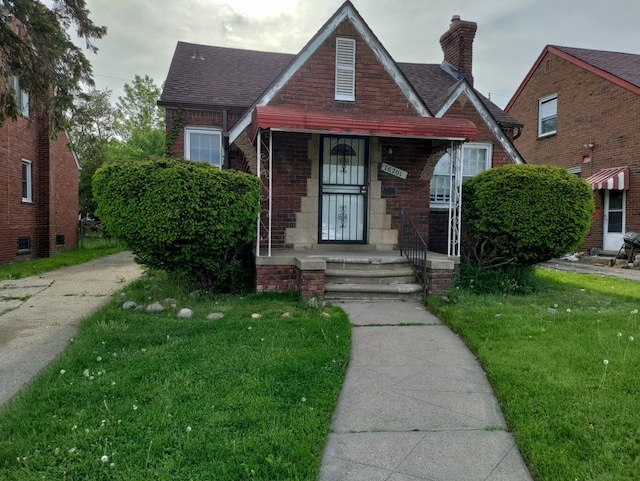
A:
[56,234,65,246]
[335,37,356,101]
[17,237,31,254]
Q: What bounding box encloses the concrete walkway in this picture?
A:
[318,301,533,481]
[0,252,144,407]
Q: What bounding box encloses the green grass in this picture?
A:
[428,268,640,481]
[0,272,351,480]
[0,236,125,281]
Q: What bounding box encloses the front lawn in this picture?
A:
[0,272,351,480]
[428,268,640,481]
[0,235,125,281]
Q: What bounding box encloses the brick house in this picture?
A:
[0,83,80,264]
[159,1,523,297]
[506,45,640,253]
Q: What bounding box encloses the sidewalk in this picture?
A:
[0,252,143,407]
[318,301,533,481]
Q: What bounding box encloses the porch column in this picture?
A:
[447,141,463,258]
[256,129,273,257]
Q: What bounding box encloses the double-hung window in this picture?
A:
[22,160,32,202]
[538,94,557,137]
[9,75,29,117]
[430,143,492,207]
[184,127,223,168]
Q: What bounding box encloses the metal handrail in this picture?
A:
[400,208,428,296]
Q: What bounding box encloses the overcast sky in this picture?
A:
[81,0,640,110]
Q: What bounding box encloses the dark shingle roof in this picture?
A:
[159,42,295,109]
[159,41,521,128]
[553,45,640,89]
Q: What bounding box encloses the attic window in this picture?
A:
[335,37,356,101]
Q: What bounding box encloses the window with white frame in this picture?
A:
[430,143,492,207]
[9,75,29,117]
[184,127,223,168]
[335,37,356,101]
[538,94,557,137]
[22,160,32,202]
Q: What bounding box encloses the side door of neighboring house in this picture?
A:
[603,190,625,251]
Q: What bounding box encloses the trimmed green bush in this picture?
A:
[93,158,260,292]
[462,164,594,267]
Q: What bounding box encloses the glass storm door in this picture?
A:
[604,190,625,251]
[320,136,368,243]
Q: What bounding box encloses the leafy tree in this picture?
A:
[111,74,165,160]
[67,88,116,216]
[462,164,594,268]
[93,158,260,293]
[0,0,106,132]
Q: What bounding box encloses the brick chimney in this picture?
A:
[439,15,477,86]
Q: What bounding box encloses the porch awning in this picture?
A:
[585,166,629,190]
[250,105,477,141]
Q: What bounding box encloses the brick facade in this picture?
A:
[270,20,420,117]
[507,51,640,251]
[0,115,79,264]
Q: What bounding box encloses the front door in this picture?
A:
[320,136,368,243]
[604,190,625,251]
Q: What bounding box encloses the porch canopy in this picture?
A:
[586,166,629,190]
[250,105,477,141]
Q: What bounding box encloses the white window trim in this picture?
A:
[430,142,493,209]
[22,159,33,203]
[538,94,557,138]
[10,75,29,118]
[335,37,356,101]
[184,126,223,168]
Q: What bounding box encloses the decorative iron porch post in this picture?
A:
[256,129,273,257]
[447,141,463,258]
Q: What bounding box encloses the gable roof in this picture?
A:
[228,0,433,141]
[506,45,640,110]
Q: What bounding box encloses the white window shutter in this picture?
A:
[335,37,355,101]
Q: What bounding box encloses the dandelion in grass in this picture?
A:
[83,369,90,378]
[96,356,102,362]
[101,455,109,463]
[624,336,635,363]
[566,308,571,313]
[133,404,138,411]
[59,369,65,375]
[599,359,609,390]
[186,426,192,433]
[68,447,76,454]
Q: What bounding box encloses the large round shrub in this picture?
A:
[93,158,261,292]
[462,164,594,267]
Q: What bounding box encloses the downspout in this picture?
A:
[222,109,229,169]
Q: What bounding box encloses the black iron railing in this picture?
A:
[400,209,428,296]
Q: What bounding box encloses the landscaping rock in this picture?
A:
[251,313,262,320]
[207,312,224,320]
[281,312,291,318]
[164,298,178,308]
[177,308,193,319]
[146,302,165,313]
[122,301,137,310]
[321,312,331,318]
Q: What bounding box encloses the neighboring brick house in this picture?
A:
[159,1,523,295]
[506,45,640,253]
[0,80,80,264]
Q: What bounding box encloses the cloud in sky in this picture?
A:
[82,0,640,109]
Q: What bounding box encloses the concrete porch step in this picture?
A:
[325,267,416,285]
[325,256,409,271]
[324,282,424,301]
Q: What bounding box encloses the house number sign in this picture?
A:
[380,162,408,180]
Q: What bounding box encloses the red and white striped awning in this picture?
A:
[585,167,629,190]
